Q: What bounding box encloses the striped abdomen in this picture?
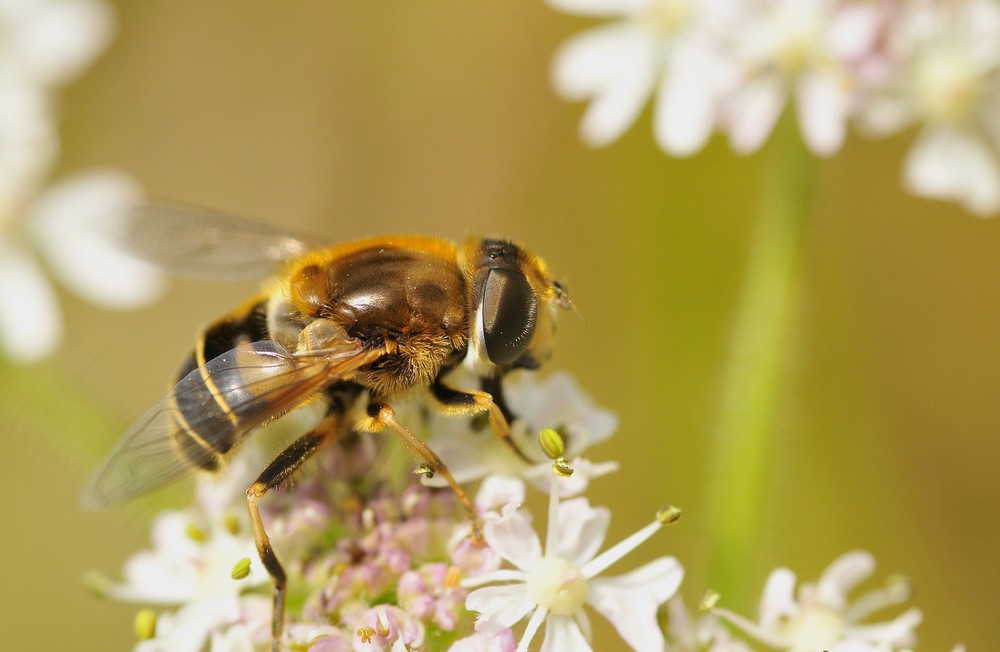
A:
[169,297,271,471]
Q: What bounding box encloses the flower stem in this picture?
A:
[706,117,817,605]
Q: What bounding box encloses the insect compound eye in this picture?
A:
[481,268,538,366]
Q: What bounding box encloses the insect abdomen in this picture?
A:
[170,297,270,471]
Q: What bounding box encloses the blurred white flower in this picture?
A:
[111,453,269,652]
[722,0,883,156]
[861,0,1000,215]
[463,475,683,652]
[0,0,115,87]
[714,550,923,652]
[549,0,741,155]
[0,169,165,363]
[664,595,752,652]
[425,371,619,496]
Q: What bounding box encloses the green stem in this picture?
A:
[0,360,126,472]
[706,118,818,606]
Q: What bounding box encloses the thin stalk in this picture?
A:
[706,117,818,606]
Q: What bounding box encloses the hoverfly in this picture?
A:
[81,202,571,650]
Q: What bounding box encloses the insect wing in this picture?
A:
[81,339,381,509]
[117,201,326,280]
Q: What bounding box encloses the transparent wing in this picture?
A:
[81,339,383,509]
[117,201,326,280]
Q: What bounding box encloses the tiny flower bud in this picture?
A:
[82,569,112,598]
[134,608,157,640]
[700,589,720,611]
[552,458,574,477]
[231,557,252,580]
[885,574,913,600]
[655,505,682,525]
[185,523,206,542]
[538,427,566,460]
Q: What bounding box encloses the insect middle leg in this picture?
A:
[246,413,340,652]
[430,376,531,463]
[359,402,483,540]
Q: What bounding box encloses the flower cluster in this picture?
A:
[97,371,959,651]
[548,0,1000,215]
[0,0,162,363]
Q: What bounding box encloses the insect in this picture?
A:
[81,202,571,650]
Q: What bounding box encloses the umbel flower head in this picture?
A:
[547,0,1000,215]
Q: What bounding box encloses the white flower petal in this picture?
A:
[796,72,848,156]
[9,0,115,86]
[29,169,166,307]
[551,498,609,567]
[484,507,542,570]
[845,607,923,645]
[0,245,62,363]
[467,585,537,628]
[546,0,648,18]
[826,4,882,59]
[551,23,658,147]
[655,38,731,156]
[0,72,57,199]
[904,127,1000,215]
[476,475,527,514]
[759,567,798,629]
[586,557,682,652]
[726,76,786,154]
[816,550,875,609]
[539,615,593,652]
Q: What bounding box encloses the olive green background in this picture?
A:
[1,2,997,650]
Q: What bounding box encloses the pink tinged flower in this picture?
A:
[463,475,683,652]
[715,550,923,652]
[723,0,882,157]
[860,0,1000,215]
[448,619,517,652]
[348,605,424,652]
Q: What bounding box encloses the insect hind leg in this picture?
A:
[246,411,341,652]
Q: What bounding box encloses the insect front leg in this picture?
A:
[430,374,531,463]
[358,402,483,541]
[246,413,340,652]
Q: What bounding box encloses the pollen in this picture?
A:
[445,565,462,589]
[356,626,376,644]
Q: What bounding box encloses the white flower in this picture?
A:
[664,595,752,652]
[425,371,619,496]
[0,169,165,362]
[549,0,741,155]
[722,0,883,156]
[463,474,683,652]
[0,0,115,87]
[860,0,1000,215]
[714,550,923,652]
[109,454,269,652]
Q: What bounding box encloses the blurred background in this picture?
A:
[1,1,998,650]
